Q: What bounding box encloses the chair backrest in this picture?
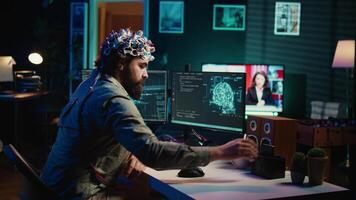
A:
[323,102,340,119]
[3,144,60,200]
[310,101,324,119]
[310,101,340,119]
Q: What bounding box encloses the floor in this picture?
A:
[0,154,22,200]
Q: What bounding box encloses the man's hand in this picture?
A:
[123,154,146,179]
[210,138,258,162]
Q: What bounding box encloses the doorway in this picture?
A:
[89,0,149,69]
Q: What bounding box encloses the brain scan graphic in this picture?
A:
[212,81,236,114]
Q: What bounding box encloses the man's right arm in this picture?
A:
[107,97,257,170]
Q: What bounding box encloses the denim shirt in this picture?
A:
[40,70,211,199]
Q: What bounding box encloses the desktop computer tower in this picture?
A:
[246,115,297,169]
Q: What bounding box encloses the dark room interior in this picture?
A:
[0,0,355,199]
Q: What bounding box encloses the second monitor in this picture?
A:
[202,63,284,115]
[171,72,246,133]
[134,70,167,122]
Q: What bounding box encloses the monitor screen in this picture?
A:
[202,64,284,114]
[134,70,167,122]
[171,72,246,132]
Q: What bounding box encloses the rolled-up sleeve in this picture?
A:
[104,96,211,170]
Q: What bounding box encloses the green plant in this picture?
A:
[307,147,327,158]
[291,152,306,173]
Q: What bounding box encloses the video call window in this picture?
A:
[171,72,246,133]
[202,63,284,113]
[134,70,167,122]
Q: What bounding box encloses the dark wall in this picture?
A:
[0,1,43,64]
[0,1,70,96]
[149,0,356,118]
[149,0,248,71]
[245,0,355,116]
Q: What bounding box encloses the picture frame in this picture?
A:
[69,2,88,94]
[159,1,184,34]
[213,4,246,31]
[274,2,301,36]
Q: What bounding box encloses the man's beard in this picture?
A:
[122,69,145,100]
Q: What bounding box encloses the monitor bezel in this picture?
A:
[201,63,285,114]
[170,71,246,133]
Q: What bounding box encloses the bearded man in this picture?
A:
[40,28,257,200]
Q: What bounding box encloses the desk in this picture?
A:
[0,91,49,148]
[145,161,350,200]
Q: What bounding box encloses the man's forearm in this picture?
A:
[209,146,223,162]
[137,140,211,170]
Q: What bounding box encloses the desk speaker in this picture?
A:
[247,115,262,135]
[246,115,297,169]
[246,116,262,147]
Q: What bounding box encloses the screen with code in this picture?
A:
[171,72,245,132]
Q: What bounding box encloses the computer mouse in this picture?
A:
[177,167,205,178]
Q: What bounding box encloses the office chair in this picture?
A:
[3,144,61,200]
[310,101,324,120]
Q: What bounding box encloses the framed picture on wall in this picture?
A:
[274,2,301,36]
[159,1,184,33]
[213,4,246,31]
[70,2,88,94]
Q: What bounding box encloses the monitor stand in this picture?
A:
[177,127,210,178]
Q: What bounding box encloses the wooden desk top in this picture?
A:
[145,161,349,200]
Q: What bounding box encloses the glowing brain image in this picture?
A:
[212,82,236,114]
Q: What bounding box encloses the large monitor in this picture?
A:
[171,72,246,133]
[202,63,284,115]
[134,70,167,122]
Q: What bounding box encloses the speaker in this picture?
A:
[247,134,259,149]
[247,115,261,134]
[260,116,297,169]
[246,115,297,169]
[246,116,262,149]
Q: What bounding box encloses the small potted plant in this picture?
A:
[291,152,306,185]
[307,147,328,185]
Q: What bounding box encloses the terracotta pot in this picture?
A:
[291,171,305,185]
[308,156,328,185]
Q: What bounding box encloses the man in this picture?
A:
[41,28,258,199]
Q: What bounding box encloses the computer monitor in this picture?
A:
[171,72,246,133]
[0,56,15,82]
[134,70,167,122]
[0,56,15,91]
[202,63,284,115]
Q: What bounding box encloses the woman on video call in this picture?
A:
[246,71,275,106]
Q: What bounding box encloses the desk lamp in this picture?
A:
[332,40,355,118]
[27,52,44,90]
[28,52,43,65]
[331,39,355,168]
[0,56,16,91]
